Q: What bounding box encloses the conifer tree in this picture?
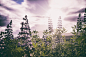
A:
[18,15,32,48]
[4,20,13,40]
[48,17,53,33]
[77,13,82,32]
[83,8,86,32]
[18,15,34,57]
[0,20,14,57]
[54,16,63,43]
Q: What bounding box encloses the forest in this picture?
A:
[0,12,86,57]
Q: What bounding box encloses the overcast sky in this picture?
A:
[0,0,86,37]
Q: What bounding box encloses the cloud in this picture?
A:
[61,7,71,13]
[0,0,85,37]
[31,24,48,38]
[0,15,9,27]
[26,0,50,15]
[0,3,16,11]
[69,8,86,14]
[76,0,86,5]
[64,15,84,22]
[64,16,77,22]
[0,0,49,38]
[31,24,48,31]
[32,16,45,18]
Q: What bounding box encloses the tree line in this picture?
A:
[0,12,86,57]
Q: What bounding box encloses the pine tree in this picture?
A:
[4,20,13,40]
[18,15,34,57]
[57,16,62,29]
[48,17,53,33]
[77,13,82,32]
[0,20,14,57]
[56,16,62,43]
[83,8,86,32]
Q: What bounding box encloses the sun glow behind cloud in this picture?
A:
[45,0,66,29]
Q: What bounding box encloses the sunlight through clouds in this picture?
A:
[0,0,85,37]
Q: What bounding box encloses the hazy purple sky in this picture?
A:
[0,0,86,37]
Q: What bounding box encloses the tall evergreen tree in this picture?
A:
[18,15,34,57]
[48,17,53,33]
[4,20,13,40]
[1,20,15,57]
[83,8,86,32]
[55,16,63,43]
[77,13,82,32]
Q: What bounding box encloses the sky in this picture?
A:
[0,0,86,37]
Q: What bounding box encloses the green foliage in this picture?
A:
[32,41,52,57]
[46,36,52,43]
[3,38,25,57]
[31,30,39,38]
[0,13,86,57]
